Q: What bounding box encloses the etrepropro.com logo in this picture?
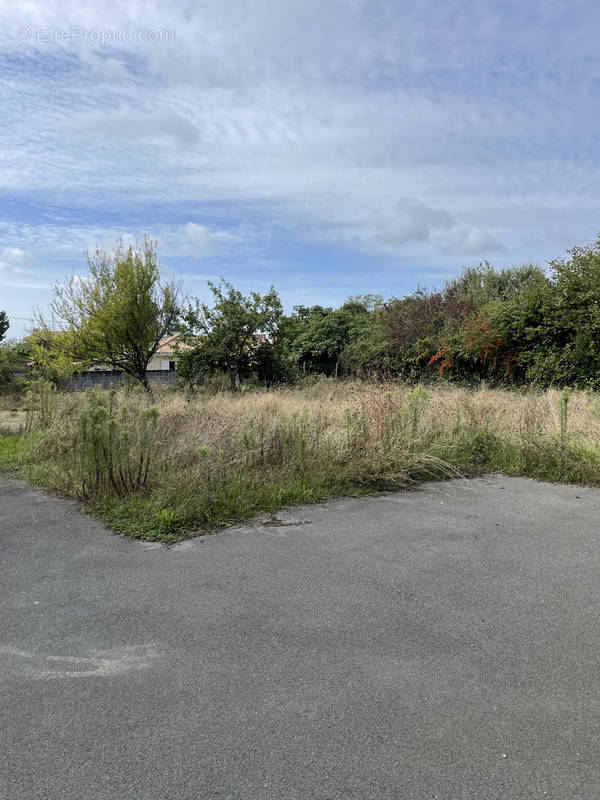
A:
[16,26,175,44]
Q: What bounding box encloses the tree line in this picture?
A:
[2,233,600,391]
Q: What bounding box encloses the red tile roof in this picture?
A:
[155,335,192,355]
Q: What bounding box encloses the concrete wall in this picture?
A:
[67,370,179,391]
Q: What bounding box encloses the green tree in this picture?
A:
[291,298,377,377]
[383,264,548,383]
[253,337,298,386]
[0,341,30,389]
[547,236,600,385]
[27,329,81,386]
[446,262,547,307]
[475,277,556,385]
[0,311,8,343]
[469,238,600,387]
[41,237,181,390]
[180,279,283,390]
[340,307,393,376]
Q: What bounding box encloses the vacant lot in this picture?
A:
[2,474,599,799]
[1,381,600,540]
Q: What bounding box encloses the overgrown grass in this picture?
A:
[2,380,600,542]
[0,430,40,472]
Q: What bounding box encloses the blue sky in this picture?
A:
[2,0,600,338]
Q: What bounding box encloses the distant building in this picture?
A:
[80,335,191,373]
[26,332,269,389]
[64,335,192,390]
[146,335,191,371]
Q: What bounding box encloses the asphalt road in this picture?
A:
[2,474,600,799]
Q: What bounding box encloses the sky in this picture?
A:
[1,0,600,339]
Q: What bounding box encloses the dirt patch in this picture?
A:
[262,514,312,528]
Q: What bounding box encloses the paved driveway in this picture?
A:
[2,475,600,799]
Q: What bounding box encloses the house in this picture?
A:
[62,335,192,390]
[27,332,268,389]
[24,332,193,390]
[147,335,191,372]
[63,334,191,374]
[147,333,267,377]
[27,332,190,372]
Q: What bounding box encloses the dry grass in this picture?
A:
[0,409,26,432]
[2,379,600,541]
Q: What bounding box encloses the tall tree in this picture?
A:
[41,237,181,390]
[0,310,8,343]
[291,299,377,377]
[445,262,547,306]
[180,279,282,390]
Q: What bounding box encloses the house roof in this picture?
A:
[155,335,192,356]
[155,333,267,356]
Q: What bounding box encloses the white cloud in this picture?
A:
[181,223,214,259]
[374,202,507,257]
[0,248,50,289]
[378,199,454,246]
[453,226,506,255]
[1,247,32,265]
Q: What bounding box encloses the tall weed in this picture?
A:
[35,389,159,499]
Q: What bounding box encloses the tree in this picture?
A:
[464,238,600,387]
[180,279,282,390]
[0,311,8,343]
[547,236,600,385]
[27,329,81,386]
[340,308,393,376]
[384,288,475,378]
[290,299,376,377]
[0,341,30,390]
[253,337,298,386]
[41,237,181,390]
[430,310,518,380]
[446,262,547,307]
